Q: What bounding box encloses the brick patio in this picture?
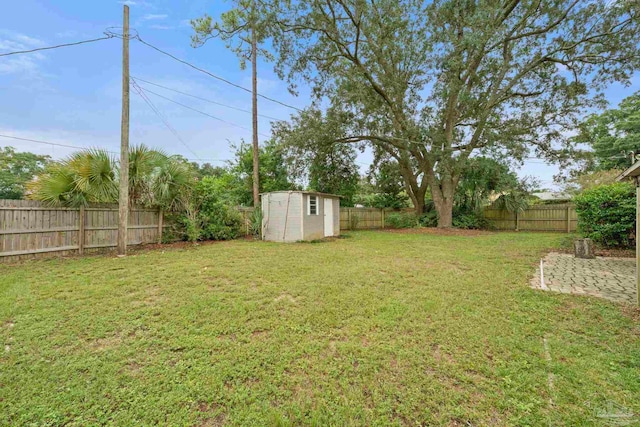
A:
[531,252,638,304]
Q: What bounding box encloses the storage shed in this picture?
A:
[261,191,341,242]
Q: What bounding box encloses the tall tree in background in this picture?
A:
[229,139,297,205]
[574,91,640,171]
[192,0,274,208]
[0,147,49,199]
[308,144,359,206]
[267,0,639,227]
[356,159,410,209]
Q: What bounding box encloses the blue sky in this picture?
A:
[0,0,638,189]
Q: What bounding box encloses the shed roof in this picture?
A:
[617,160,640,181]
[260,190,343,198]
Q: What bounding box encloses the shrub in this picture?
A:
[199,201,243,241]
[418,211,438,227]
[574,182,635,248]
[386,211,418,228]
[453,208,493,230]
[249,208,263,238]
[349,214,360,230]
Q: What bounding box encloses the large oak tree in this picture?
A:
[268,0,639,226]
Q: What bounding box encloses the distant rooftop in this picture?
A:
[532,191,572,201]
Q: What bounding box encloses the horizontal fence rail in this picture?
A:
[483,204,577,232]
[0,200,576,262]
[0,199,164,262]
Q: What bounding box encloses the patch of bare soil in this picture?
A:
[383,227,494,237]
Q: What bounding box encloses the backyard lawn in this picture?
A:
[1,230,638,426]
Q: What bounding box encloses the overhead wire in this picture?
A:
[130,79,203,160]
[132,35,303,112]
[134,81,271,138]
[0,133,117,153]
[132,76,287,122]
[0,134,228,163]
[0,35,115,57]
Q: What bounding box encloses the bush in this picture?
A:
[574,182,635,248]
[349,214,360,230]
[386,211,418,228]
[199,202,243,241]
[453,208,493,230]
[418,211,438,227]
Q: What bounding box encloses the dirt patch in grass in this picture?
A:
[383,227,494,236]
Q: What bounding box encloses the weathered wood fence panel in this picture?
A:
[0,200,162,262]
[483,204,577,232]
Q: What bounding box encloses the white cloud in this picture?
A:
[141,14,168,21]
[118,0,153,7]
[0,30,46,75]
[149,25,174,30]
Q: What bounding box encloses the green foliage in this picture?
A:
[28,145,195,209]
[355,160,410,209]
[452,209,493,230]
[455,158,520,212]
[564,169,623,195]
[178,175,243,242]
[308,144,360,206]
[267,0,639,226]
[349,213,360,230]
[29,149,118,207]
[200,203,243,241]
[385,212,417,229]
[574,91,640,171]
[191,0,274,69]
[418,211,438,227]
[229,140,297,206]
[574,182,636,248]
[0,147,50,199]
[249,207,263,238]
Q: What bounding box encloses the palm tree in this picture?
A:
[29,145,196,210]
[28,149,117,207]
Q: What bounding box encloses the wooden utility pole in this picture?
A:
[250,3,260,208]
[117,4,130,256]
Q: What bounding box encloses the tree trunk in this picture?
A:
[434,196,454,228]
[251,18,260,208]
[430,176,456,228]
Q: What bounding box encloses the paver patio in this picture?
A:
[531,252,638,304]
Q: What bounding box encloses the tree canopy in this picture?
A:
[266,0,640,226]
[0,147,50,199]
[574,91,640,171]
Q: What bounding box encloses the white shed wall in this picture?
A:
[262,192,303,242]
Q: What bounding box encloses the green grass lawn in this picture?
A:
[1,231,638,426]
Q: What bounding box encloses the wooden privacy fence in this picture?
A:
[0,199,164,262]
[483,204,577,232]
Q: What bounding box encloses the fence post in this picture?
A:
[566,206,571,233]
[381,208,385,229]
[515,210,520,231]
[348,208,352,230]
[78,205,85,255]
[157,209,164,244]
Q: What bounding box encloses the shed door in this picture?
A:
[323,198,333,237]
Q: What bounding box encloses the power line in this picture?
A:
[133,35,303,112]
[131,80,202,160]
[0,133,227,163]
[0,133,116,153]
[135,82,271,138]
[0,35,114,57]
[132,76,287,122]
